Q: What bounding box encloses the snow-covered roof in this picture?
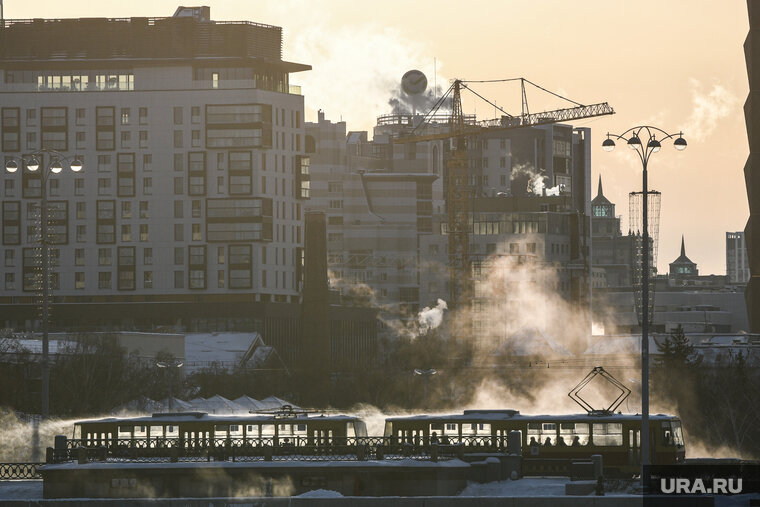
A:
[76,411,360,426]
[386,410,678,423]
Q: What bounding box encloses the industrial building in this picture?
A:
[307,109,594,347]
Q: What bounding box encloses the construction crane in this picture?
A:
[394,78,614,315]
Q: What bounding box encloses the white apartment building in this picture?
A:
[0,7,311,331]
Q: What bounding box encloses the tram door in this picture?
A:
[628,429,640,465]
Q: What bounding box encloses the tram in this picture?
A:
[75,407,367,450]
[384,409,685,474]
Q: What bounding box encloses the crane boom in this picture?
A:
[389,78,614,321]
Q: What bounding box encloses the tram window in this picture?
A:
[592,423,623,446]
[230,425,239,432]
[540,423,557,446]
[430,423,443,431]
[247,425,254,432]
[118,426,131,438]
[297,424,306,432]
[527,422,541,445]
[166,425,178,438]
[134,426,147,437]
[347,423,356,438]
[230,425,243,437]
[150,426,163,438]
[261,424,275,436]
[560,422,589,446]
[445,423,457,431]
[672,421,684,447]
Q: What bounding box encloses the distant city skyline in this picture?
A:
[6,0,749,275]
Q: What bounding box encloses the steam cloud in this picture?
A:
[417,299,448,334]
[388,85,449,115]
[683,78,738,142]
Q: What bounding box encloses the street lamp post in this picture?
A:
[5,149,82,418]
[157,361,184,412]
[602,126,686,489]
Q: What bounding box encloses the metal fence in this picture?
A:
[0,462,42,480]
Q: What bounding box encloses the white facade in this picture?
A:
[0,11,310,329]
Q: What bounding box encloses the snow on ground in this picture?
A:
[296,489,344,498]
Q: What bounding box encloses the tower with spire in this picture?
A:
[590,175,635,288]
[669,235,698,279]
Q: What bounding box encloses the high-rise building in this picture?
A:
[0,7,311,332]
[590,176,635,288]
[745,1,760,331]
[727,231,750,284]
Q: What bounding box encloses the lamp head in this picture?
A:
[50,160,63,174]
[27,157,40,172]
[5,160,18,173]
[674,136,687,151]
[70,159,83,172]
[602,138,616,152]
[647,138,661,153]
[627,135,642,150]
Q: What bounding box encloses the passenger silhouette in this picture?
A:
[572,436,581,447]
[544,437,552,446]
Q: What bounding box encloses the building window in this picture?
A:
[120,108,130,125]
[174,153,184,172]
[75,108,85,126]
[120,131,131,149]
[229,244,252,289]
[98,271,112,289]
[174,247,184,265]
[121,224,131,242]
[191,106,201,124]
[76,202,86,219]
[116,153,135,197]
[143,248,152,265]
[4,179,14,197]
[98,248,112,266]
[74,178,85,196]
[192,223,202,241]
[76,131,86,150]
[77,225,86,242]
[139,107,147,125]
[191,130,201,147]
[139,224,149,242]
[97,178,111,196]
[217,270,225,288]
[174,177,184,195]
[217,176,225,193]
[191,200,201,218]
[173,200,184,219]
[5,273,15,290]
[97,154,112,172]
[218,246,225,264]
[49,179,60,197]
[143,271,153,288]
[4,249,14,267]
[139,131,148,149]
[121,201,131,219]
[139,201,149,218]
[174,224,184,241]
[173,130,183,148]
[75,248,84,266]
[142,177,152,195]
[173,106,183,125]
[75,272,85,289]
[142,154,152,171]
[174,270,184,288]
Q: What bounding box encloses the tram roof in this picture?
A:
[75,412,360,425]
[386,410,679,423]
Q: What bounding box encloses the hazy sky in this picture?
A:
[6,1,749,274]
